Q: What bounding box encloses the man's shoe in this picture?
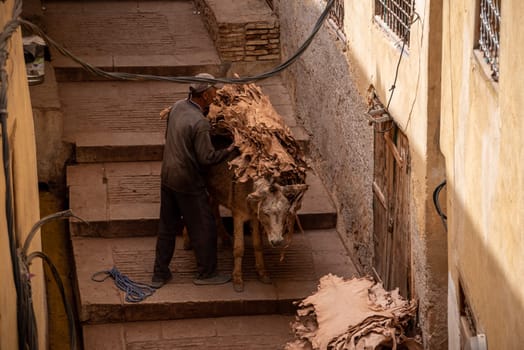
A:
[151,273,173,289]
[193,272,231,285]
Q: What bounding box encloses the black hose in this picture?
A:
[433,180,447,230]
[27,251,78,350]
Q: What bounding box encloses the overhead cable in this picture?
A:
[19,0,335,85]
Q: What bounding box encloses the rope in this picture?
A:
[91,267,156,303]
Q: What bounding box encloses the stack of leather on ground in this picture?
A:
[285,274,422,350]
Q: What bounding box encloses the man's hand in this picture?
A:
[159,106,172,120]
[226,143,237,153]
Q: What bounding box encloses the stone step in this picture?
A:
[73,230,358,324]
[83,315,295,350]
[67,161,337,237]
[194,0,280,63]
[59,77,309,163]
[42,0,224,81]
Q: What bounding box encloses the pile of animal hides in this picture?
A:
[285,274,422,350]
[207,82,308,186]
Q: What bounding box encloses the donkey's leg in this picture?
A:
[182,226,192,250]
[232,214,245,292]
[251,219,271,284]
[210,197,231,248]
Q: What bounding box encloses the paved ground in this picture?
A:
[74,230,358,324]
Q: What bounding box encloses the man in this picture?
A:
[152,73,234,288]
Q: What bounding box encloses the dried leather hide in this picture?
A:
[286,274,421,350]
[208,82,307,186]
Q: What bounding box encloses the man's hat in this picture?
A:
[189,73,222,94]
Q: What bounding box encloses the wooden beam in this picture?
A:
[384,133,404,169]
[372,181,387,209]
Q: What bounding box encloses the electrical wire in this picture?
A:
[19,0,335,86]
[375,13,421,134]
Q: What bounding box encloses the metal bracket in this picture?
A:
[366,108,392,125]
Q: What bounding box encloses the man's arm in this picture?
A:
[193,120,233,165]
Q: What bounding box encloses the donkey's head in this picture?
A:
[247,178,308,246]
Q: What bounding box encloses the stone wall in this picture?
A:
[273,1,374,271]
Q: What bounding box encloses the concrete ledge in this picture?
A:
[54,62,227,82]
[67,162,336,237]
[83,315,295,350]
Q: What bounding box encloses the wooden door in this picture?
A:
[372,121,411,297]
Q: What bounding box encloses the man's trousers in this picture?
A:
[153,184,218,279]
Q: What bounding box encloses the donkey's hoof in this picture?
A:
[258,275,272,284]
[233,281,244,292]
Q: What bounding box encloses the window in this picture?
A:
[478,0,501,81]
[375,0,415,44]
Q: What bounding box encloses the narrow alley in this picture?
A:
[4,0,520,349]
[28,0,359,349]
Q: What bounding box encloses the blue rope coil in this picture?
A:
[92,266,156,303]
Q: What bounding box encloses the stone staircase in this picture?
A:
[41,0,357,348]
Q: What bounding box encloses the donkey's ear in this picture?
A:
[269,182,283,193]
[282,184,308,198]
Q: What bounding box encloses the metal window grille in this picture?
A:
[329,0,345,30]
[375,0,415,44]
[479,0,501,81]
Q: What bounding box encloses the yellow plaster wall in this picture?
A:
[0,0,46,349]
[341,0,447,347]
[441,0,524,348]
[343,0,437,239]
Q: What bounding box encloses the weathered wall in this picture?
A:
[0,0,46,349]
[274,0,373,272]
[441,1,524,348]
[29,63,73,185]
[275,0,447,348]
[23,0,73,186]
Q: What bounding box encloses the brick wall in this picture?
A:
[195,0,280,62]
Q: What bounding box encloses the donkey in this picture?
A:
[206,158,308,292]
